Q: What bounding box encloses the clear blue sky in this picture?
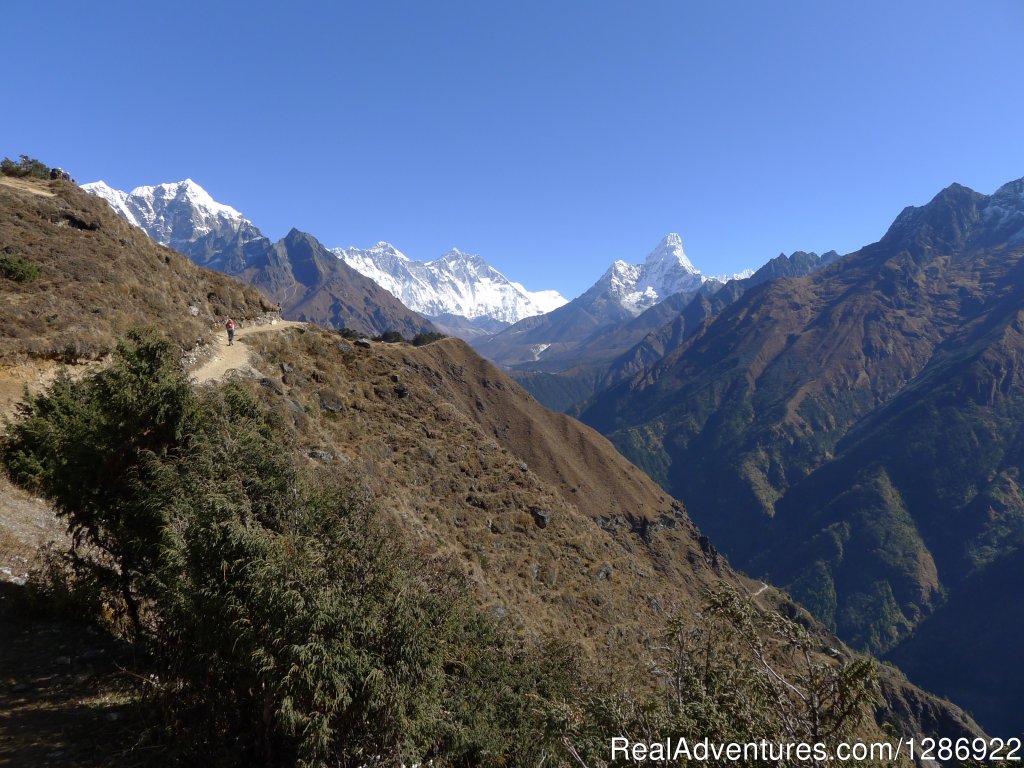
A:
[5,0,1023,298]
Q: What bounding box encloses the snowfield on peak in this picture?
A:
[83,179,249,250]
[591,233,712,315]
[332,243,567,325]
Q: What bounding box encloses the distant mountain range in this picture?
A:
[498,247,839,412]
[83,180,434,337]
[83,180,567,337]
[474,234,740,369]
[333,242,566,336]
[82,180,764,354]
[578,175,1024,735]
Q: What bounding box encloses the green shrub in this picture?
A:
[1,154,51,179]
[412,331,447,346]
[660,586,878,750]
[374,330,406,343]
[0,251,42,281]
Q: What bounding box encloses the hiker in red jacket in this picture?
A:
[226,318,236,346]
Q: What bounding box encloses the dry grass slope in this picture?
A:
[0,177,275,363]
[245,329,735,658]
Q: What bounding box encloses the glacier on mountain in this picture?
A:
[332,242,567,325]
[82,179,249,251]
[590,233,722,315]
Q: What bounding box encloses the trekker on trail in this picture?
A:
[226,318,236,346]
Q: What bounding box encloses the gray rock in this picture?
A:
[319,394,345,413]
[530,507,551,529]
[308,449,335,462]
[259,378,284,395]
[355,339,372,349]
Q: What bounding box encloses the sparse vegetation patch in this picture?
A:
[0,250,42,282]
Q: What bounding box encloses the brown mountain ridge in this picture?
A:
[579,177,1024,735]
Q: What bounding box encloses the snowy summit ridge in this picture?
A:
[82,179,248,251]
[590,233,712,314]
[333,243,566,325]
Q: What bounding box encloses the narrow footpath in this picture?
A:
[191,319,304,384]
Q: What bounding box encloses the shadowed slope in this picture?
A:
[579,177,1024,733]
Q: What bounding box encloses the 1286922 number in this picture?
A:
[907,736,1022,762]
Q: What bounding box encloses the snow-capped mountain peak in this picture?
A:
[83,179,248,249]
[336,241,413,293]
[82,180,136,223]
[365,241,409,259]
[643,232,696,272]
[983,176,1024,245]
[131,179,244,222]
[587,234,706,315]
[333,244,567,324]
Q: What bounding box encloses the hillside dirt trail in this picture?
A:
[191,319,304,384]
[0,177,57,198]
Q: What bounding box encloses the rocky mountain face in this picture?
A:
[333,241,566,336]
[237,228,435,338]
[82,179,254,258]
[82,180,433,337]
[473,234,721,368]
[579,177,1024,735]
[513,250,839,413]
[595,249,842,393]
